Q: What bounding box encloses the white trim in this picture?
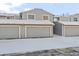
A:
[49,26,53,37]
[25,26,27,38]
[26,26,51,27]
[59,21,79,25]
[19,26,21,38]
[62,25,64,36]
[0,19,53,25]
[42,15,50,20]
[62,25,65,36]
[64,26,65,36]
[27,13,36,20]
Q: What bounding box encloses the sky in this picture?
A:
[0,2,79,15]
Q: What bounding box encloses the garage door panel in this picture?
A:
[0,27,19,38]
[27,27,50,37]
[64,26,79,36]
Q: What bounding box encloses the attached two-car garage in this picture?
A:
[63,25,79,37]
[0,20,54,39]
[54,21,79,37]
[26,26,53,38]
[0,25,19,39]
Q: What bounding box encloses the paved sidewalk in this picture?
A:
[0,35,79,54]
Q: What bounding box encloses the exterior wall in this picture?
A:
[14,15,20,19]
[69,15,79,22]
[0,16,7,19]
[21,9,54,22]
[0,9,54,21]
[64,25,79,37]
[20,25,25,38]
[0,16,20,19]
[59,14,79,22]
[0,16,14,19]
[53,22,62,35]
[0,14,20,20]
[59,16,70,21]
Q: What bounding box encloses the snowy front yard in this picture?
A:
[0,35,79,54]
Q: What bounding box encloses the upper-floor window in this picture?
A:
[7,17,10,19]
[43,15,49,20]
[74,18,78,21]
[27,14,35,20]
[20,13,22,19]
[56,17,59,21]
[53,17,60,22]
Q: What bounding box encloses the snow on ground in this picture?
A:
[0,35,79,54]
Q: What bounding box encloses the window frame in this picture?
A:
[27,14,36,20]
[42,15,49,20]
[74,18,78,22]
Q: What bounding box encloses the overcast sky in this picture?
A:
[0,1,79,15]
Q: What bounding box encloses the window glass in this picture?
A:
[7,17,10,19]
[74,18,78,21]
[28,15,35,19]
[43,16,48,20]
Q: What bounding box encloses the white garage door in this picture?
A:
[64,26,79,36]
[0,26,19,39]
[26,27,50,37]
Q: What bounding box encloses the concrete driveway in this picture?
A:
[0,35,79,54]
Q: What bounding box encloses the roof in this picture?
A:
[0,19,54,25]
[0,13,19,16]
[54,15,60,17]
[69,13,79,16]
[20,8,54,16]
[58,21,79,25]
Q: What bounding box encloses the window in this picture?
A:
[28,14,35,19]
[53,17,60,22]
[7,17,10,19]
[43,16,48,20]
[56,17,59,21]
[20,13,22,19]
[74,18,78,21]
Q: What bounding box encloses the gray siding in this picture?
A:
[20,25,25,38]
[59,16,71,21]
[54,22,62,35]
[69,15,79,22]
[21,9,54,22]
[59,14,79,22]
[14,15,20,19]
[0,14,20,20]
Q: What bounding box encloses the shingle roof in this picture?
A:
[0,13,19,16]
[59,21,79,25]
[0,19,54,25]
[20,8,54,16]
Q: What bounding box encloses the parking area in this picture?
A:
[0,35,79,54]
